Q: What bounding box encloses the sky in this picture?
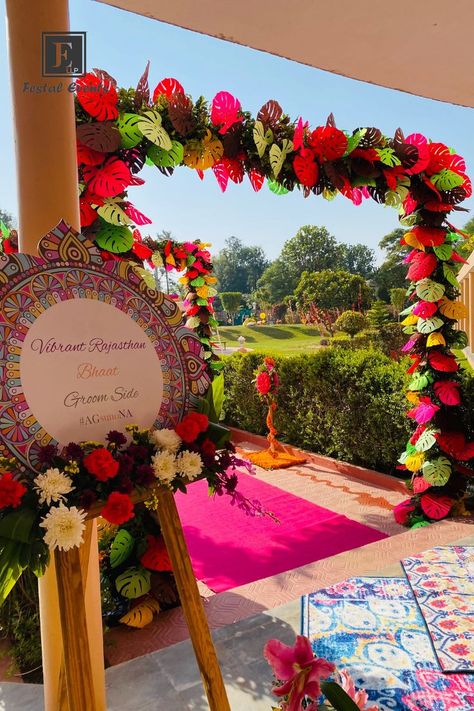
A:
[1,0,473,263]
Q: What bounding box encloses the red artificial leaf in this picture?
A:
[413,476,431,494]
[293,148,319,187]
[75,72,119,121]
[407,354,421,374]
[434,380,461,406]
[451,251,468,264]
[420,493,452,520]
[222,157,244,184]
[437,432,465,458]
[135,61,150,110]
[425,143,451,176]
[405,133,430,175]
[123,203,152,225]
[410,424,426,445]
[129,175,145,186]
[196,169,204,181]
[248,168,264,192]
[309,126,348,162]
[76,121,121,153]
[132,241,153,260]
[413,301,438,319]
[84,158,131,198]
[152,78,184,102]
[428,351,459,373]
[212,162,229,193]
[167,93,195,136]
[79,197,98,227]
[77,142,105,167]
[257,100,283,128]
[411,226,447,247]
[460,442,474,461]
[210,91,243,134]
[407,252,437,280]
[293,117,308,152]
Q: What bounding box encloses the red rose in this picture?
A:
[83,448,119,481]
[0,473,26,509]
[140,535,173,571]
[200,438,216,457]
[256,371,272,395]
[101,492,135,525]
[176,417,200,443]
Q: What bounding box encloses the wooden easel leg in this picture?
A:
[155,488,231,711]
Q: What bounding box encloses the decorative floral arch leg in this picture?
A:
[3,65,472,524]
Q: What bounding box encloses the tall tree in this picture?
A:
[373,228,407,301]
[278,225,346,292]
[294,270,372,310]
[255,258,294,303]
[214,236,269,293]
[220,292,242,325]
[341,243,376,278]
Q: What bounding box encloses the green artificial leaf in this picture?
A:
[433,244,453,261]
[384,190,402,208]
[134,266,156,289]
[320,681,360,711]
[0,509,37,543]
[409,371,433,391]
[147,141,184,168]
[415,428,439,453]
[417,317,444,334]
[115,566,151,599]
[95,223,133,254]
[451,330,468,349]
[430,169,464,191]
[96,197,132,226]
[190,277,205,287]
[415,279,445,302]
[110,529,135,569]
[267,178,289,195]
[399,304,414,317]
[399,212,418,227]
[0,538,28,604]
[344,129,366,156]
[445,231,461,244]
[376,147,401,167]
[186,316,201,329]
[137,110,172,150]
[422,457,452,486]
[207,373,225,422]
[116,113,143,149]
[443,264,460,288]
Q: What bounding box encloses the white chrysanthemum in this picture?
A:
[34,468,75,506]
[152,450,177,484]
[39,504,86,552]
[176,451,203,480]
[149,428,181,453]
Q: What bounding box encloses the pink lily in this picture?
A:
[264,635,335,710]
[338,670,379,711]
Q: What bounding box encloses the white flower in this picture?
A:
[149,428,181,453]
[39,504,86,552]
[152,450,177,484]
[176,451,203,480]
[34,468,75,506]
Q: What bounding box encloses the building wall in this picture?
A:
[458,251,474,368]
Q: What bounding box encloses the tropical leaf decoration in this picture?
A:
[414,428,438,453]
[95,222,134,253]
[415,279,445,302]
[267,178,289,195]
[147,141,184,168]
[84,158,131,198]
[422,457,452,486]
[137,110,172,150]
[119,596,160,629]
[253,120,273,158]
[115,567,151,599]
[97,197,132,226]
[438,297,468,320]
[269,139,293,178]
[210,91,243,134]
[183,130,224,170]
[417,317,444,334]
[116,113,143,149]
[110,529,134,569]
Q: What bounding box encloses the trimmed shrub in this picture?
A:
[335,310,369,337]
[223,348,413,472]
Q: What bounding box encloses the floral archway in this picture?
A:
[3,65,473,524]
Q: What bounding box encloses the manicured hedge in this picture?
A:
[223,348,413,473]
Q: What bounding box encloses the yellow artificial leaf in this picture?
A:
[137,110,172,150]
[165,253,176,267]
[196,285,209,298]
[404,231,425,251]
[401,314,419,326]
[426,332,446,347]
[133,266,156,289]
[178,275,189,284]
[406,391,420,405]
[151,251,164,268]
[183,130,224,170]
[405,451,425,473]
[205,275,218,284]
[438,297,468,320]
[253,120,273,158]
[269,139,294,178]
[119,596,160,629]
[96,197,132,226]
[198,241,212,249]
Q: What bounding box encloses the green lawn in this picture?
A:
[215,324,322,355]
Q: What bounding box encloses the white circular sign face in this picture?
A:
[21,299,163,444]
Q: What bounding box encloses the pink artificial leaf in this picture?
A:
[434,380,461,406]
[408,397,440,424]
[293,117,308,152]
[84,158,132,198]
[123,202,152,225]
[420,493,453,520]
[405,133,430,175]
[407,252,437,280]
[394,499,415,525]
[152,78,184,102]
[403,194,418,215]
[447,154,466,174]
[350,188,363,206]
[413,301,438,318]
[212,161,229,192]
[413,476,431,494]
[249,168,265,192]
[402,338,417,353]
[210,91,243,135]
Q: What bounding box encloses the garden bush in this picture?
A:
[223,348,413,472]
[335,310,369,337]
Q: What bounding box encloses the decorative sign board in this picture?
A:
[0,221,210,469]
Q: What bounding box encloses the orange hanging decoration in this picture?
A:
[246,358,306,470]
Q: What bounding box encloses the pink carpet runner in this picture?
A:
[176,472,387,592]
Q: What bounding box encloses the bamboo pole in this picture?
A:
[6,2,106,708]
[155,488,231,711]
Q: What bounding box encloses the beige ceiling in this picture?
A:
[97,0,474,107]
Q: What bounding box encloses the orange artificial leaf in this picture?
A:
[183,130,224,170]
